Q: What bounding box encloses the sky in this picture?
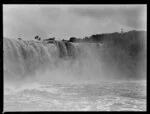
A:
[3,5,147,40]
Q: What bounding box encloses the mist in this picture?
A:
[3,5,147,111]
[3,35,146,89]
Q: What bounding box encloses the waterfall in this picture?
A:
[3,37,146,84]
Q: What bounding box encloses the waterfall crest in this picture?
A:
[3,37,146,84]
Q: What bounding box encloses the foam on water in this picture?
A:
[4,81,146,111]
[3,37,146,111]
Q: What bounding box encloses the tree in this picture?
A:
[35,35,41,41]
[69,37,77,42]
[18,38,22,40]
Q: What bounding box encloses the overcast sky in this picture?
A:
[3,5,147,40]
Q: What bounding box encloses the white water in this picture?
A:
[3,38,146,111]
[4,81,146,111]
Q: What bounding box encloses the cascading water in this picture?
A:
[4,38,105,84]
[3,37,146,111]
[4,37,146,83]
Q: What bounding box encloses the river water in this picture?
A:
[4,81,146,111]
